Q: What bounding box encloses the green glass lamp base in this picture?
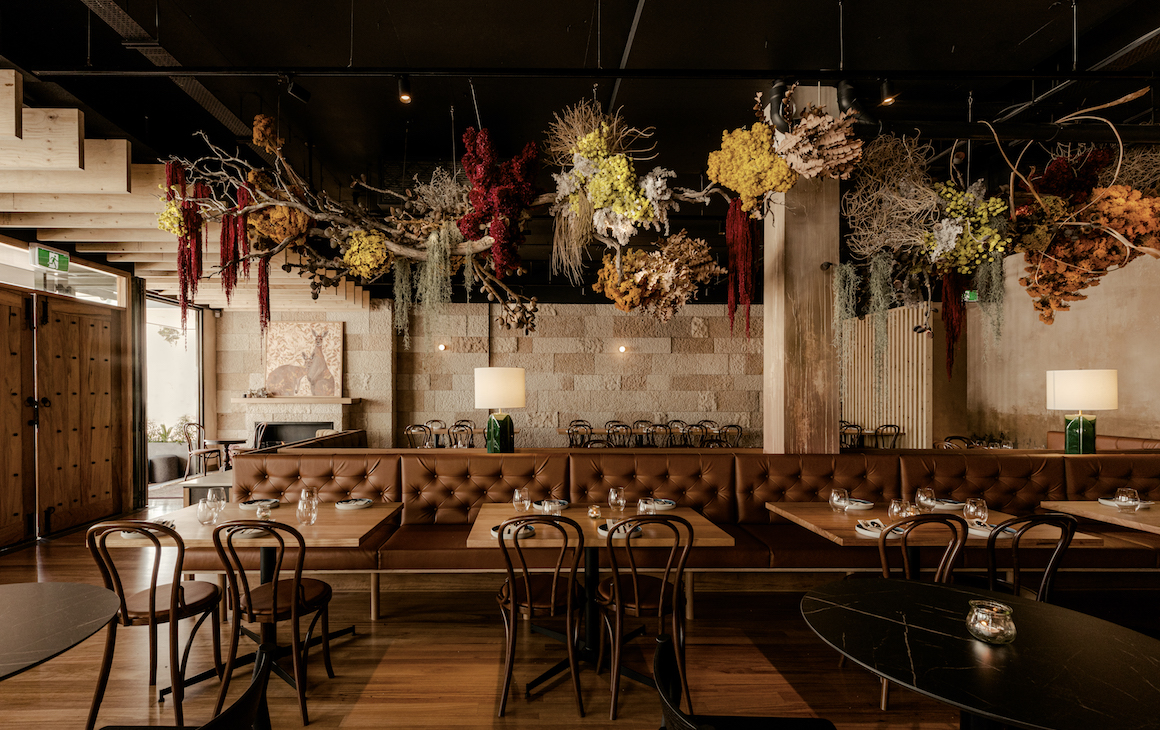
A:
[1064,414,1097,454]
[486,413,515,453]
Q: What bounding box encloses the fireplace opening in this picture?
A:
[255,421,335,449]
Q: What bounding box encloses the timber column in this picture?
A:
[762,85,840,454]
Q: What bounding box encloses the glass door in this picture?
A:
[145,297,201,491]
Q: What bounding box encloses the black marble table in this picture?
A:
[802,578,1160,730]
[0,582,120,681]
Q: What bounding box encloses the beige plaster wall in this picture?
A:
[965,256,1160,447]
[215,301,395,446]
[396,302,764,448]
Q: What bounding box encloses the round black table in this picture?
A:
[802,578,1160,730]
[0,582,120,681]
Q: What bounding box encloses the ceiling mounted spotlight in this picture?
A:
[879,78,898,106]
[285,76,311,103]
[398,74,412,104]
[767,79,790,132]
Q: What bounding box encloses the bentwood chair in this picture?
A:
[99,644,275,730]
[875,513,968,709]
[213,521,336,725]
[449,423,473,448]
[667,420,690,447]
[496,515,585,717]
[987,513,1078,602]
[685,424,707,448]
[183,422,223,480]
[596,514,693,720]
[632,419,653,447]
[839,424,863,450]
[404,423,433,448]
[585,438,614,448]
[567,423,593,447]
[424,419,448,448]
[873,424,902,449]
[653,635,837,730]
[86,522,224,730]
[453,419,477,447]
[645,423,671,448]
[608,423,633,448]
[720,424,743,447]
[944,435,977,448]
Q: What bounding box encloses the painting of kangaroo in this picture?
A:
[264,322,343,397]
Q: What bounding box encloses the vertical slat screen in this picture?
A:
[841,308,932,448]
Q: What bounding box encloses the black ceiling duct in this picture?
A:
[767,79,790,132]
[837,80,879,130]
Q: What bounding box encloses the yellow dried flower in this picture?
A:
[156,185,186,237]
[343,229,392,279]
[706,122,798,212]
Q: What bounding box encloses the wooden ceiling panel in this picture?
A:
[0,70,21,139]
[0,108,83,169]
[0,165,164,212]
[0,139,130,193]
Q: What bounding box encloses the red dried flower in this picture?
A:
[457,127,538,278]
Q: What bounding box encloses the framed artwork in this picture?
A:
[264,322,343,396]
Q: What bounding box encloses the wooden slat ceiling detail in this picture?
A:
[0,84,366,312]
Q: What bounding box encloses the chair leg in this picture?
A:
[609,608,623,721]
[320,606,335,679]
[211,603,223,677]
[148,623,158,687]
[370,573,380,620]
[85,620,117,730]
[497,604,516,718]
[674,607,692,716]
[880,677,890,711]
[169,620,184,726]
[290,615,309,725]
[566,606,584,717]
[214,609,242,717]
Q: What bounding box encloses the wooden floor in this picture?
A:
[0,514,964,729]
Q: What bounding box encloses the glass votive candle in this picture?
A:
[588,505,601,518]
[966,600,1016,644]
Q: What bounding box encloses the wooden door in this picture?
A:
[35,295,127,535]
[0,286,35,548]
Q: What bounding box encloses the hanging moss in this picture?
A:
[832,262,859,410]
[416,222,458,313]
[975,257,1005,360]
[463,253,475,302]
[394,258,413,350]
[869,252,893,403]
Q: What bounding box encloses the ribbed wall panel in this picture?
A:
[841,308,932,448]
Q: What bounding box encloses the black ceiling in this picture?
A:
[2,0,1159,300]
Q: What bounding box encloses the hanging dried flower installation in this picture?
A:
[592,231,725,322]
[771,84,863,180]
[458,127,538,279]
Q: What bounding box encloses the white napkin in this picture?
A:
[968,519,1016,538]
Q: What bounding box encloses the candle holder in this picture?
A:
[588,505,601,518]
[966,600,1016,644]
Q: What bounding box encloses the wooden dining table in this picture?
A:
[467,501,733,695]
[1040,499,1160,535]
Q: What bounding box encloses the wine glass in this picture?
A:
[512,488,531,513]
[1114,488,1141,513]
[637,498,656,515]
[964,498,989,524]
[196,498,217,526]
[888,499,911,522]
[206,487,227,516]
[608,487,626,513]
[828,488,850,514]
[916,488,937,514]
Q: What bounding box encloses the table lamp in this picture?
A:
[1046,369,1118,454]
[475,367,525,453]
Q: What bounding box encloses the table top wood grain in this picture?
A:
[765,502,1101,547]
[1041,500,1160,536]
[103,500,402,549]
[465,502,735,549]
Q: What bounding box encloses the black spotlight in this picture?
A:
[398,75,412,104]
[767,79,790,132]
[286,77,311,104]
[879,78,898,107]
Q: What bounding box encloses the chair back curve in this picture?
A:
[879,513,968,583]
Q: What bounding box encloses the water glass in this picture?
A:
[964,498,989,523]
[196,498,217,526]
[637,497,656,515]
[887,499,911,522]
[608,487,626,513]
[1114,488,1141,513]
[543,500,563,517]
[512,487,531,513]
[255,502,273,521]
[296,496,318,526]
[828,488,850,514]
[206,487,227,516]
[915,487,937,514]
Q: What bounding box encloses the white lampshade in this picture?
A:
[474,367,526,410]
[1046,369,1118,411]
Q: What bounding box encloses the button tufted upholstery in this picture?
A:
[568,450,736,523]
[899,453,1066,516]
[735,454,901,524]
[1064,454,1160,501]
[233,453,400,503]
[399,453,568,525]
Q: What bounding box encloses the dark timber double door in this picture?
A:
[0,284,128,547]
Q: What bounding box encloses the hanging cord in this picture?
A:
[469,78,482,129]
[402,120,409,180]
[582,0,599,68]
[348,0,355,67]
[1072,0,1079,72]
[838,0,844,72]
[86,9,92,67]
[449,105,457,170]
[967,91,974,183]
[154,0,160,43]
[597,0,602,68]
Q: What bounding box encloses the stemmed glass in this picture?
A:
[828,488,850,514]
[608,487,626,513]
[512,487,531,513]
[206,487,227,518]
[297,488,319,526]
[964,498,989,524]
[887,499,912,522]
[1114,488,1141,513]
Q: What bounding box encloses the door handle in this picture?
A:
[24,397,38,427]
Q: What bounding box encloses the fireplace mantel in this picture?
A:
[230,397,361,405]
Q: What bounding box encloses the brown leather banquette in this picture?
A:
[177,449,1160,574]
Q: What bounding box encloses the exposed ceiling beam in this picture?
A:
[0,69,23,139]
[0,108,83,169]
[0,139,131,194]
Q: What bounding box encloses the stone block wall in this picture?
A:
[215,301,395,447]
[396,302,764,448]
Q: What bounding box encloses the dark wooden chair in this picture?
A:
[632,419,653,447]
[653,635,836,730]
[988,513,1078,602]
[646,423,671,448]
[495,515,585,717]
[720,424,743,447]
[875,513,968,709]
[183,422,223,480]
[667,420,689,447]
[567,423,592,447]
[585,438,613,448]
[86,521,223,730]
[448,423,473,448]
[608,423,632,448]
[701,438,729,448]
[873,424,902,449]
[839,423,863,450]
[424,419,448,448]
[685,423,707,448]
[213,521,335,725]
[404,423,433,448]
[595,514,693,720]
[452,419,476,447]
[99,644,274,730]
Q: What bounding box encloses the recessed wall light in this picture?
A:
[619,346,627,353]
[438,343,446,351]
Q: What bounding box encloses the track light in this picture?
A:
[767,79,790,132]
[398,75,412,104]
[879,78,898,106]
[286,77,311,104]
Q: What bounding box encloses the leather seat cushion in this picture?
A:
[379,525,561,570]
[743,524,883,569]
[124,580,220,622]
[243,577,332,617]
[597,574,674,613]
[498,575,583,611]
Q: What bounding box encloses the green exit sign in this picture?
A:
[30,246,69,272]
[962,290,979,302]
